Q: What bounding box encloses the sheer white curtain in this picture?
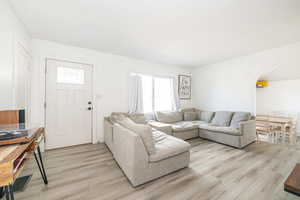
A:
[129,74,180,113]
[129,74,144,113]
[171,77,180,111]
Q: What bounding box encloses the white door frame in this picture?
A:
[44,58,97,146]
[13,41,32,112]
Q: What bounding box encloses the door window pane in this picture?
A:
[57,67,85,84]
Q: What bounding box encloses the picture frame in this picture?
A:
[178,75,191,100]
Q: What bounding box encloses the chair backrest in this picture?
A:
[0,110,20,125]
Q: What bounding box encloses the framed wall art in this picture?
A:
[178,75,191,100]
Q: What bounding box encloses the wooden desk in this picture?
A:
[285,163,300,196]
[0,127,48,200]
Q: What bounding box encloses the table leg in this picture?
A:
[34,146,48,185]
[5,186,9,200]
[0,187,4,198]
[9,185,14,200]
[4,185,14,200]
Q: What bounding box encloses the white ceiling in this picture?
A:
[9,0,300,67]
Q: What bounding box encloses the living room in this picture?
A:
[1,0,300,199]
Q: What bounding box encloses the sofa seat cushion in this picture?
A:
[149,136,190,162]
[171,121,199,132]
[189,120,209,126]
[152,129,168,143]
[199,125,241,136]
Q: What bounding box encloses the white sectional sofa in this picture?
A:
[104,113,190,187]
[104,108,256,186]
[150,108,256,148]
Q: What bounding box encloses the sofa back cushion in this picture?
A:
[183,112,198,121]
[211,111,234,127]
[198,111,215,122]
[230,112,251,128]
[155,111,183,123]
[118,117,156,155]
[180,108,197,112]
[110,112,128,124]
[128,113,147,124]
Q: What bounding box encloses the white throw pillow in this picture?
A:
[119,118,156,155]
[230,112,251,128]
[210,111,234,127]
[198,111,215,122]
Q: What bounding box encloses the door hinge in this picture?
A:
[44,102,47,109]
[45,66,47,74]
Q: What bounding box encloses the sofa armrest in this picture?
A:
[239,120,257,148]
[104,118,114,152]
[148,121,173,135]
[113,124,149,185]
[239,120,256,134]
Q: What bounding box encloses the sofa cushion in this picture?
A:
[148,121,173,135]
[155,111,183,123]
[152,129,168,143]
[128,113,147,124]
[230,112,251,128]
[190,121,209,126]
[198,111,215,122]
[199,124,241,136]
[211,111,234,126]
[180,108,197,112]
[110,112,128,124]
[118,118,156,155]
[149,135,190,162]
[171,121,199,132]
[183,112,198,121]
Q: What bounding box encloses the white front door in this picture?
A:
[45,59,93,149]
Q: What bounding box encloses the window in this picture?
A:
[141,75,153,113]
[141,75,174,112]
[57,67,85,84]
[154,77,173,111]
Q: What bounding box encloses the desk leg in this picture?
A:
[4,185,14,200]
[34,146,48,185]
[0,187,4,198]
[9,185,14,200]
[5,186,9,200]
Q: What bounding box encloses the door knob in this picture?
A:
[87,107,92,110]
[88,101,92,105]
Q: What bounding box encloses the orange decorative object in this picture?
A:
[256,80,269,88]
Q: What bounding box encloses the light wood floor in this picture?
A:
[16,139,300,200]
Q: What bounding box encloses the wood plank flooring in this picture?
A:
[16,139,300,200]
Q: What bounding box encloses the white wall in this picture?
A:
[257,79,300,133]
[31,39,194,143]
[193,42,300,114]
[0,0,31,110]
